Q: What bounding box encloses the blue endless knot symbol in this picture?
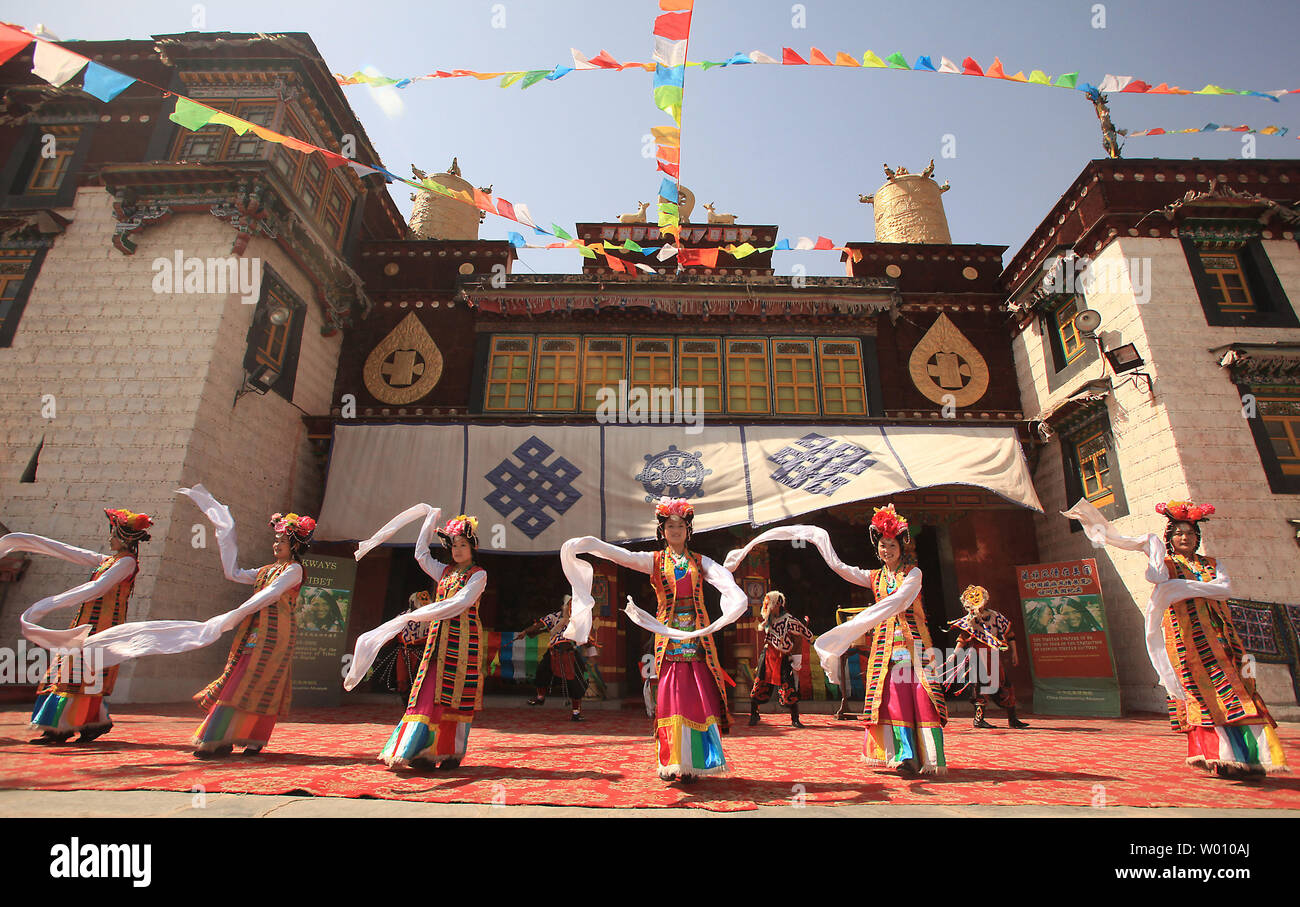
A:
[767,432,877,496]
[483,436,583,539]
[635,444,712,503]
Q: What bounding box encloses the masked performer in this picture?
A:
[947,585,1027,729]
[1066,498,1288,777]
[346,505,486,771]
[723,506,947,776]
[748,591,814,728]
[2,508,152,745]
[560,498,749,783]
[525,595,589,721]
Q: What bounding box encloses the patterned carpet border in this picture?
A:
[2,704,1298,812]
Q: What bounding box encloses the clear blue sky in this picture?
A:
[9,0,1299,275]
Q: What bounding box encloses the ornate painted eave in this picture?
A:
[99,160,370,331]
[1218,344,1300,387]
[457,273,900,319]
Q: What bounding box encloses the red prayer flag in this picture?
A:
[604,253,629,273]
[961,56,984,76]
[808,47,833,66]
[319,150,350,169]
[678,248,718,268]
[985,57,1006,79]
[813,236,834,250]
[782,47,808,65]
[1121,80,1151,93]
[653,12,691,40]
[588,50,622,69]
[0,24,31,67]
[656,159,680,178]
[496,198,516,220]
[656,146,680,163]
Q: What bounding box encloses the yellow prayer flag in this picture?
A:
[651,125,681,146]
[862,50,887,68]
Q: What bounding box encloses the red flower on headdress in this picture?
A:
[270,512,316,537]
[105,508,153,531]
[655,497,694,520]
[443,515,479,539]
[1156,500,1215,522]
[870,504,908,540]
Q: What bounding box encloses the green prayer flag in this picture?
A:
[552,224,573,240]
[169,96,217,132]
[1054,72,1079,89]
[621,239,644,253]
[576,244,597,259]
[885,52,911,70]
[520,70,549,89]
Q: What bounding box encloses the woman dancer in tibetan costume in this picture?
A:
[191,508,313,758]
[1066,498,1288,776]
[1,508,152,744]
[345,505,487,770]
[724,506,947,775]
[560,498,749,783]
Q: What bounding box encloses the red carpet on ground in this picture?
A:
[2,704,1298,812]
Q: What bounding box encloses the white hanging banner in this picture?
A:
[315,423,1042,552]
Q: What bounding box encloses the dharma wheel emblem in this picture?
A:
[907,312,989,407]
[636,445,711,503]
[363,312,444,405]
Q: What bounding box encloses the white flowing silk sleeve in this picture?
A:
[0,533,105,568]
[354,503,441,563]
[343,569,485,691]
[722,525,875,587]
[412,506,448,580]
[560,537,654,645]
[1061,497,1211,700]
[813,568,923,686]
[15,556,136,651]
[620,555,750,640]
[83,563,303,669]
[179,485,258,584]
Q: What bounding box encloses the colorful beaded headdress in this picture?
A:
[269,512,316,546]
[960,585,990,610]
[868,504,910,545]
[105,508,153,545]
[436,514,479,550]
[654,496,695,543]
[654,497,695,520]
[1155,500,1215,523]
[408,590,432,608]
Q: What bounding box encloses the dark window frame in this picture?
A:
[242,265,307,402]
[1059,406,1129,529]
[1182,236,1298,329]
[2,122,96,210]
[1041,293,1101,393]
[0,246,48,348]
[1238,380,1300,495]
